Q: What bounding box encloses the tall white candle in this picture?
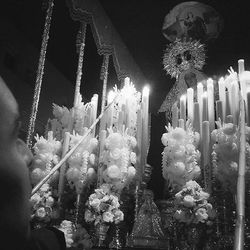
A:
[107,90,115,129]
[202,120,211,192]
[202,92,208,122]
[91,94,98,136]
[141,86,150,169]
[231,81,239,124]
[180,95,186,123]
[207,79,215,131]
[193,102,200,133]
[218,77,226,122]
[197,82,203,130]
[187,88,194,124]
[171,102,178,128]
[136,109,143,179]
[238,59,245,75]
[216,100,223,122]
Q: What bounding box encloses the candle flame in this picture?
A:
[180,94,186,101]
[218,77,224,85]
[202,91,208,98]
[143,86,150,96]
[207,78,213,86]
[124,77,130,85]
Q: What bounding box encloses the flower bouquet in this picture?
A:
[173,180,215,225]
[57,220,93,249]
[84,183,124,226]
[211,121,250,193]
[84,184,124,247]
[161,122,201,191]
[30,183,59,228]
[100,128,137,191]
[173,180,215,249]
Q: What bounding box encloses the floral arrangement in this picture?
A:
[57,220,93,249]
[211,121,250,193]
[48,104,71,141]
[66,132,98,194]
[161,122,201,190]
[47,93,94,140]
[30,183,59,224]
[84,184,124,226]
[173,180,215,225]
[100,128,137,191]
[30,131,62,185]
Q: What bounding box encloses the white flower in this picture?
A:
[114,210,124,223]
[89,198,101,209]
[183,195,195,207]
[84,210,95,222]
[103,211,114,223]
[161,133,169,146]
[45,196,54,207]
[173,162,186,176]
[106,165,121,179]
[195,208,208,223]
[130,152,137,164]
[40,183,50,193]
[30,193,41,206]
[128,166,136,178]
[36,207,46,218]
[174,209,186,222]
[222,123,236,135]
[110,148,121,160]
[171,127,186,143]
[89,154,96,165]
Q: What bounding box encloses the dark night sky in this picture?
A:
[1,0,250,199]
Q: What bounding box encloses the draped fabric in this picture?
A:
[67,0,146,88]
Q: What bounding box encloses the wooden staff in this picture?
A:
[234,92,246,250]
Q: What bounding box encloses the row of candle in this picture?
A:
[171,59,250,192]
[172,65,250,133]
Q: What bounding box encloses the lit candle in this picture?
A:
[141,86,150,168]
[247,91,250,126]
[193,102,200,133]
[218,77,226,122]
[107,90,115,129]
[171,102,178,128]
[202,92,208,121]
[178,119,185,129]
[197,82,203,129]
[91,94,98,136]
[124,77,130,86]
[187,88,194,124]
[207,78,215,131]
[231,81,239,124]
[180,95,186,123]
[225,90,231,117]
[240,71,250,116]
[216,100,223,122]
[136,109,142,177]
[238,59,245,75]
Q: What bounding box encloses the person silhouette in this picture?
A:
[0,76,66,250]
